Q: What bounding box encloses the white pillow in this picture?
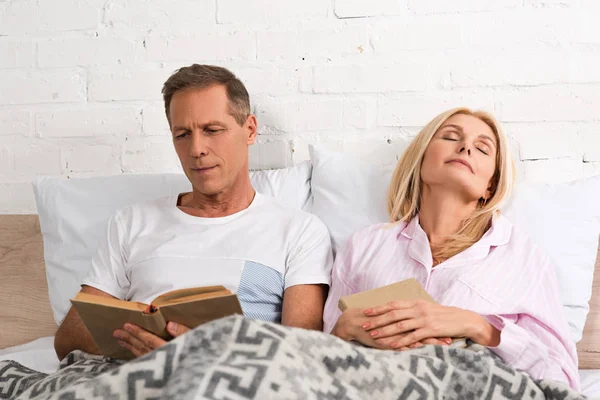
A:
[34,161,313,324]
[309,145,600,343]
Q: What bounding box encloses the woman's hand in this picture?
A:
[362,300,500,349]
[331,308,453,350]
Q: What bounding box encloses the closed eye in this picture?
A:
[175,132,190,139]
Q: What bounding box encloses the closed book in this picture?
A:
[338,279,466,348]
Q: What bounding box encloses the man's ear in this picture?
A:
[245,114,257,145]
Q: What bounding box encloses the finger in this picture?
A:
[421,338,448,346]
[114,328,152,355]
[124,323,166,350]
[118,339,144,358]
[390,329,432,349]
[364,300,417,317]
[409,342,423,349]
[369,318,421,339]
[167,322,190,337]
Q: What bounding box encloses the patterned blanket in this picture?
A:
[0,315,585,399]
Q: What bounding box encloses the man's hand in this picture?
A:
[113,322,190,358]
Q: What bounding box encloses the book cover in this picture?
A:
[339,279,466,348]
[71,286,243,359]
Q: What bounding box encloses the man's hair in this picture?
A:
[162,64,251,126]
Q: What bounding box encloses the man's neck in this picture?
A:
[179,180,256,218]
[418,185,477,247]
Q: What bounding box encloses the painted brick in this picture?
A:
[142,105,171,136]
[0,40,35,69]
[371,16,463,52]
[234,67,301,96]
[0,182,37,213]
[0,70,86,105]
[36,107,141,138]
[461,9,572,47]
[0,110,31,136]
[449,48,570,88]
[408,0,520,14]
[581,124,600,162]
[496,85,600,122]
[64,144,120,173]
[89,68,171,102]
[217,0,328,25]
[521,159,584,183]
[378,92,495,127]
[0,148,12,174]
[258,26,367,62]
[334,0,405,18]
[506,122,582,161]
[312,64,430,93]
[343,98,377,129]
[583,162,600,179]
[103,0,215,35]
[0,0,37,35]
[14,144,62,174]
[38,0,98,31]
[145,32,256,62]
[38,37,139,68]
[122,138,181,173]
[255,97,344,132]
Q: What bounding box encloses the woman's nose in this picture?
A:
[459,145,471,156]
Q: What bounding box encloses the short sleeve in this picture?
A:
[81,213,131,299]
[284,215,333,290]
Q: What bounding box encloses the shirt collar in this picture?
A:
[399,212,512,248]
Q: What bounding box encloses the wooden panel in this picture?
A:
[0,215,57,349]
[577,237,600,369]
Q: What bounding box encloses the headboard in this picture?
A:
[0,215,57,349]
[0,215,599,369]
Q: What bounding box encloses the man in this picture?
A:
[54,65,333,360]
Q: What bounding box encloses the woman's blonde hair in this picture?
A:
[387,107,516,262]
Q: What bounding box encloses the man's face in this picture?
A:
[169,85,256,196]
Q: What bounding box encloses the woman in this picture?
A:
[323,107,580,390]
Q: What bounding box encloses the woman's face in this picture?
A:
[420,114,498,202]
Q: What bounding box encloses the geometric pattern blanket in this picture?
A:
[0,315,586,399]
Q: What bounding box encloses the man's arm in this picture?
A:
[54,285,116,361]
[281,284,328,330]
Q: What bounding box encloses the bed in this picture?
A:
[2,213,600,398]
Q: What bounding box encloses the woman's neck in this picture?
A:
[418,185,477,248]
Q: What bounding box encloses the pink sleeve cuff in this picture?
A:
[484,315,527,366]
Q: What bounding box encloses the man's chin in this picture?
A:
[189,181,225,197]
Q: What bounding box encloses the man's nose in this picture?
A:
[189,133,208,157]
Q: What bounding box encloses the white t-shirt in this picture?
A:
[82,193,333,323]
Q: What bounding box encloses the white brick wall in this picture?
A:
[0,0,599,213]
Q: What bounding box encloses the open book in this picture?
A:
[339,278,466,348]
[71,286,242,359]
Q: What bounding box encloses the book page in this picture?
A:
[152,286,231,308]
[73,292,148,312]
